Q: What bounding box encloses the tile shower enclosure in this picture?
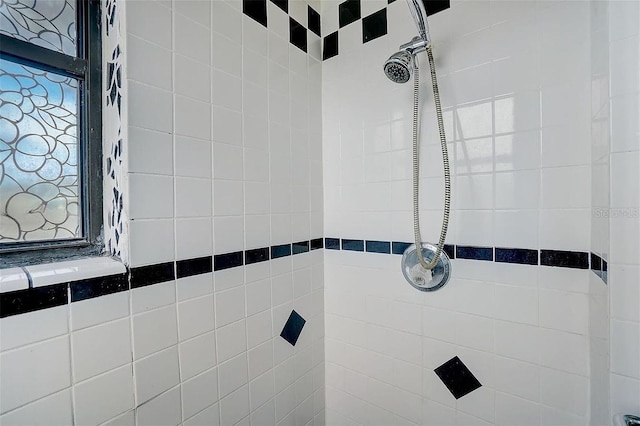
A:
[0,0,639,426]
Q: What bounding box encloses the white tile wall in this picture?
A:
[320,0,622,424]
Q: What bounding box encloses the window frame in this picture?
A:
[0,0,103,267]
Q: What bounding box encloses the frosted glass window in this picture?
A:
[0,0,77,56]
[0,58,80,243]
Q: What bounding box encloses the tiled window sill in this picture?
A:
[0,257,126,294]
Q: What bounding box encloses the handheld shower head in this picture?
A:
[406,0,431,45]
[383,50,414,83]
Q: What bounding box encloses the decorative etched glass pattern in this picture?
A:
[0,0,77,56]
[0,59,80,243]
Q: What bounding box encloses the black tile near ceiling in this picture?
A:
[308,5,321,37]
[280,309,306,346]
[424,0,450,16]
[434,356,482,399]
[243,0,268,27]
[323,31,338,61]
[388,0,397,3]
[339,0,360,28]
[270,0,288,13]
[362,8,387,43]
[290,17,307,53]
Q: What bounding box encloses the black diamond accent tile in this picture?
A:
[339,0,360,28]
[323,31,338,61]
[424,0,450,16]
[388,0,397,3]
[362,8,387,43]
[214,251,244,271]
[0,284,68,318]
[495,248,538,265]
[131,262,175,288]
[177,256,213,279]
[243,0,268,27]
[325,237,340,250]
[245,247,270,265]
[434,356,482,399]
[366,240,390,254]
[342,239,364,251]
[280,309,306,346]
[540,250,589,269]
[70,274,128,302]
[270,0,288,13]
[308,5,321,37]
[456,245,493,261]
[290,17,307,52]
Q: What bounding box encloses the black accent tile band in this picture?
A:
[214,251,244,271]
[70,273,128,302]
[1,284,68,318]
[540,250,589,269]
[243,0,268,27]
[177,256,213,279]
[444,244,455,259]
[292,240,310,255]
[590,252,602,272]
[310,238,324,250]
[290,17,307,53]
[245,248,270,265]
[456,246,493,262]
[130,262,175,289]
[392,241,412,255]
[271,244,292,259]
[342,239,364,252]
[325,238,340,250]
[323,31,338,61]
[366,240,390,254]
[495,248,538,265]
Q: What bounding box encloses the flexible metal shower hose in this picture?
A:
[413,46,451,270]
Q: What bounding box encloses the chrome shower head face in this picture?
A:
[384,51,413,83]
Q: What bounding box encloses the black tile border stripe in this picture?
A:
[495,248,538,265]
[271,243,292,259]
[293,241,310,255]
[366,240,390,254]
[177,256,213,279]
[130,262,175,289]
[456,245,493,262]
[0,237,603,318]
[245,247,270,265]
[0,283,68,318]
[310,238,324,250]
[70,273,128,302]
[214,251,244,271]
[540,249,589,270]
[342,239,364,252]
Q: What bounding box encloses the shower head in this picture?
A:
[383,50,414,83]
